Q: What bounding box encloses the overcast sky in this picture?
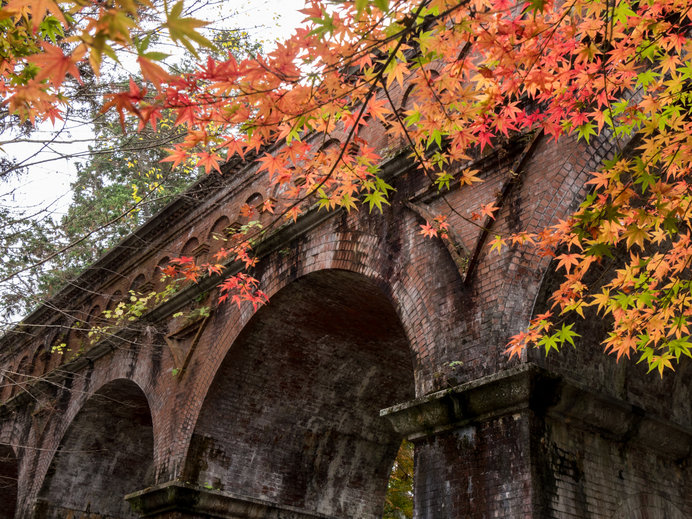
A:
[2,0,305,221]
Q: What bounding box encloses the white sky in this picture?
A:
[1,0,306,220]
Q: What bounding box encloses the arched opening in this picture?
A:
[154,256,171,288]
[31,346,50,378]
[208,216,231,242]
[15,355,30,388]
[207,216,231,256]
[0,445,18,518]
[36,379,154,518]
[181,237,199,257]
[86,304,102,328]
[129,273,147,294]
[186,269,415,518]
[106,290,123,311]
[238,192,264,225]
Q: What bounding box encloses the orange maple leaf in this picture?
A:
[479,202,499,220]
[257,153,285,176]
[138,56,172,90]
[420,223,438,238]
[101,79,146,128]
[27,43,85,88]
[556,253,581,274]
[197,152,222,174]
[5,0,66,31]
[161,147,189,169]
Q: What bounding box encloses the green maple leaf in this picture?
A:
[309,12,335,36]
[538,333,559,355]
[39,16,64,44]
[164,1,214,58]
[524,0,547,14]
[576,122,597,144]
[556,323,579,348]
[363,189,390,213]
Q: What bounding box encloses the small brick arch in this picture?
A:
[151,256,170,290]
[14,355,30,386]
[181,237,199,257]
[65,321,86,357]
[31,346,51,379]
[207,216,230,242]
[206,216,232,261]
[239,192,264,223]
[0,368,8,403]
[85,304,102,327]
[45,324,69,373]
[106,290,123,311]
[155,256,170,274]
[3,355,32,399]
[129,273,147,294]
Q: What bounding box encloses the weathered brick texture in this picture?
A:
[0,108,688,518]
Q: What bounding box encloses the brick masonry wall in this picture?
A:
[0,83,687,518]
[413,413,533,518]
[185,270,414,518]
[531,412,690,518]
[34,380,154,518]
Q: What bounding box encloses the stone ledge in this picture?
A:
[380,364,538,439]
[380,363,692,459]
[125,481,338,519]
[32,499,122,518]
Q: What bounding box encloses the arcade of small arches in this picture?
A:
[0,189,275,401]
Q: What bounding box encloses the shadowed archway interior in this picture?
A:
[36,379,154,518]
[186,269,416,518]
[0,444,18,519]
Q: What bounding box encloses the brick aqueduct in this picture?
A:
[0,81,690,519]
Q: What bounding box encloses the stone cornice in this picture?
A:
[125,481,337,519]
[380,363,692,460]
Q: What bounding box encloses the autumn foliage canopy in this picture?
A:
[2,0,692,374]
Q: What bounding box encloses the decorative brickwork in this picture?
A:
[0,124,689,518]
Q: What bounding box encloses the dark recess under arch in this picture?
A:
[0,445,18,519]
[36,379,154,518]
[186,269,416,518]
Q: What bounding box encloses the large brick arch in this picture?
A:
[11,331,169,517]
[256,207,469,392]
[183,269,415,518]
[162,207,466,480]
[33,378,155,518]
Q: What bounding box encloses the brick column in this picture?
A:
[381,364,691,519]
[382,365,539,518]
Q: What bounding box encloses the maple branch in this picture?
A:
[380,80,489,233]
[218,0,433,248]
